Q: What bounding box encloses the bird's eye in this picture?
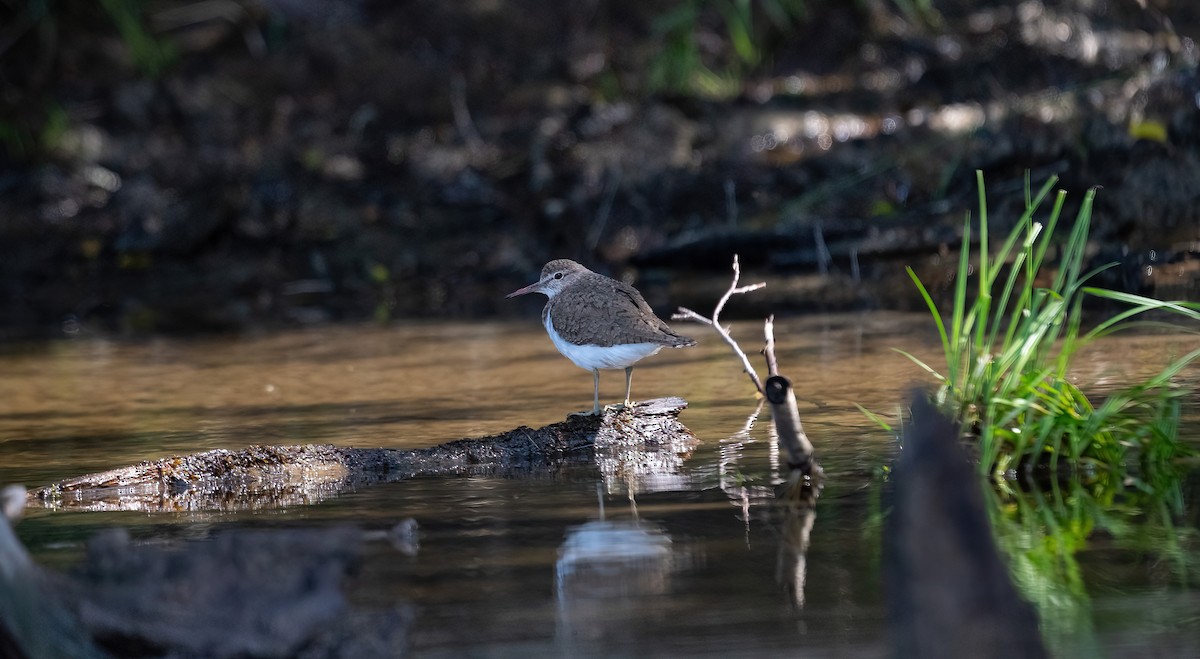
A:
[554,272,563,280]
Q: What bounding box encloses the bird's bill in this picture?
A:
[505,281,543,298]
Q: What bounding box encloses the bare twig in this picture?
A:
[585,168,621,251]
[674,256,818,477]
[724,179,737,226]
[450,73,486,156]
[763,314,779,377]
[152,1,266,58]
[673,254,767,394]
[813,223,831,276]
[740,399,765,436]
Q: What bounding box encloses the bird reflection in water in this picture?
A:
[554,485,686,652]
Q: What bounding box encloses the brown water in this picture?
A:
[1,313,1198,657]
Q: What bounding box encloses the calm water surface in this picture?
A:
[1,312,1198,657]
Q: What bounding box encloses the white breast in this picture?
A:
[544,313,663,370]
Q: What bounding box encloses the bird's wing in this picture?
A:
[551,275,694,347]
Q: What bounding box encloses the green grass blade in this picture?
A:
[986,218,1044,358]
[855,403,894,432]
[906,267,953,378]
[1032,189,1067,275]
[949,216,972,382]
[1052,187,1097,292]
[893,347,947,383]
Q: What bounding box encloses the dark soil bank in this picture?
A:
[1,0,1198,340]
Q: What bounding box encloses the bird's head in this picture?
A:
[506,259,589,300]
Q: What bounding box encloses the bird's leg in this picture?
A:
[593,368,602,414]
[569,369,603,417]
[605,366,635,413]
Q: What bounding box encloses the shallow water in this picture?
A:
[1,313,1198,656]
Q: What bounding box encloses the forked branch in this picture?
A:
[672,254,767,395]
[674,257,817,477]
[764,314,780,377]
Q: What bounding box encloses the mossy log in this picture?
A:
[28,397,695,512]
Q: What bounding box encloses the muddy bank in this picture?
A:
[1,0,1198,340]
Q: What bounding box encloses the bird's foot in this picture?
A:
[603,399,635,413]
[568,408,603,418]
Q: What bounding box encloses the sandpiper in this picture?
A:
[507,259,695,415]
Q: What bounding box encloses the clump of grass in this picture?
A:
[901,171,1200,486]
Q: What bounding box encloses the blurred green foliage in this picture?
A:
[98,0,177,78]
[0,101,67,158]
[646,0,943,97]
[648,0,811,97]
[0,0,175,160]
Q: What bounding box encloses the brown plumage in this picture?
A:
[542,261,695,348]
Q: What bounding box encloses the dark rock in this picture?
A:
[885,392,1046,659]
[70,526,411,659]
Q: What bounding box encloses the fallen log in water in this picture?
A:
[27,397,696,513]
[0,399,695,658]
